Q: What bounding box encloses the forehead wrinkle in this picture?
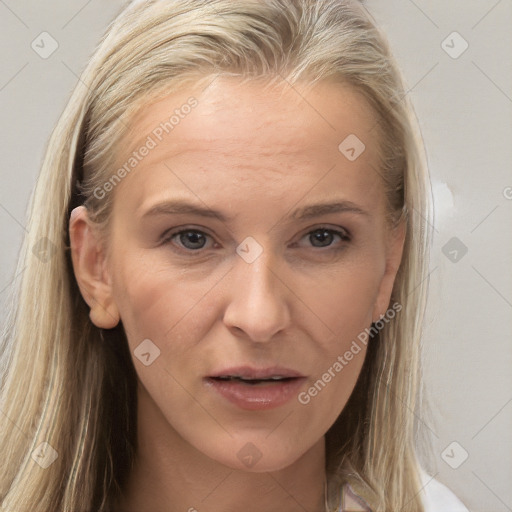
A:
[121,107,321,167]
[128,137,319,178]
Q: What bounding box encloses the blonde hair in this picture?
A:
[0,1,433,510]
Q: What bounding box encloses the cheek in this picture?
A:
[296,339,368,439]
[110,252,218,350]
[299,258,383,346]
[300,253,382,421]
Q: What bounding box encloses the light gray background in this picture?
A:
[0,1,511,511]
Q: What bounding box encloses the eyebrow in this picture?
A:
[141,198,369,223]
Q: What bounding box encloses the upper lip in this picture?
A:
[208,365,305,379]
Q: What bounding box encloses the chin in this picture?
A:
[204,440,307,474]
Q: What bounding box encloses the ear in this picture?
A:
[372,219,406,323]
[69,206,120,329]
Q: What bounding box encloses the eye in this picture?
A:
[160,225,351,254]
[300,227,351,249]
[161,228,214,251]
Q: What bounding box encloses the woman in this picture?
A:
[0,1,470,511]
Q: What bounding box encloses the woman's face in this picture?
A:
[72,77,405,472]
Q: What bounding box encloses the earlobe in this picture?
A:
[372,219,406,323]
[69,206,120,329]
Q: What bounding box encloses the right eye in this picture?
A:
[161,228,216,253]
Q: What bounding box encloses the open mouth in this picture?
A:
[210,375,297,386]
[205,371,306,410]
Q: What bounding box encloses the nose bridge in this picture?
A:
[235,234,281,289]
[223,239,290,341]
[241,246,278,292]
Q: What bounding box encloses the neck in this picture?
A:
[114,383,327,512]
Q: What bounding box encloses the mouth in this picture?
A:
[208,365,304,384]
[205,366,306,410]
[209,375,299,386]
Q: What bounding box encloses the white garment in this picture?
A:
[336,469,470,511]
[418,468,470,512]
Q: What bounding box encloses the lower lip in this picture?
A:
[204,377,306,411]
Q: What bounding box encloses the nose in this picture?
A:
[222,247,291,343]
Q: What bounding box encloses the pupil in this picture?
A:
[181,231,205,249]
[311,229,333,247]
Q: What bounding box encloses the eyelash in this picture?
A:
[160,226,351,254]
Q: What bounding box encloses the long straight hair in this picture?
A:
[0,1,433,510]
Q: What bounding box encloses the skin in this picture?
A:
[69,77,405,512]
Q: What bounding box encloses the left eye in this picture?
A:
[302,228,350,248]
[161,227,350,252]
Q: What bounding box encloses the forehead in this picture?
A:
[124,77,379,154]
[112,77,384,214]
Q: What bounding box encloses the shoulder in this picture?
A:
[418,467,470,512]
